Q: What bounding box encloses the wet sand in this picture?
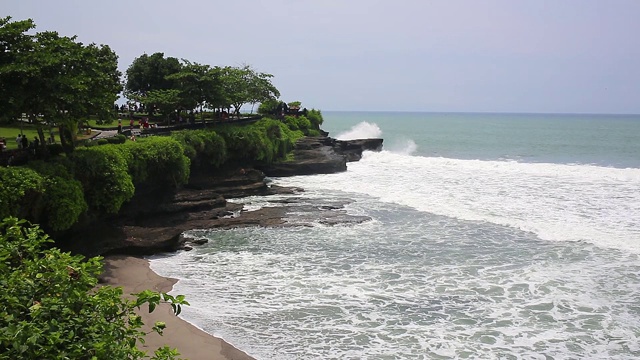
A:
[101,255,255,360]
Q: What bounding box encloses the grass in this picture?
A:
[0,123,96,150]
[0,124,43,150]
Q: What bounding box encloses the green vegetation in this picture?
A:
[0,218,188,359]
[0,15,327,358]
[0,17,121,150]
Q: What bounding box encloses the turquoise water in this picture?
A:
[324,112,640,168]
[151,112,640,359]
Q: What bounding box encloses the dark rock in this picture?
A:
[62,135,382,257]
[334,138,384,162]
[259,136,383,176]
[190,238,209,245]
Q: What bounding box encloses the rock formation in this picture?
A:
[62,136,383,257]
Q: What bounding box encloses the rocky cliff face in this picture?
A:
[258,136,383,176]
[62,136,383,257]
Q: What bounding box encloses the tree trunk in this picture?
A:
[36,127,49,159]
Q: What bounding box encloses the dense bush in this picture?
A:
[216,124,272,163]
[0,218,187,359]
[46,143,64,156]
[283,115,318,135]
[0,167,44,221]
[27,160,87,232]
[120,137,190,187]
[97,138,109,145]
[70,146,135,214]
[254,118,301,158]
[171,129,227,168]
[215,118,301,164]
[306,109,324,128]
[107,134,127,144]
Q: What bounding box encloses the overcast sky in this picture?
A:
[5,0,640,114]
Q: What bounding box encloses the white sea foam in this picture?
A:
[149,116,640,359]
[150,220,640,359]
[276,150,640,253]
[335,121,382,140]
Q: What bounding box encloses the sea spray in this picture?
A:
[335,121,382,140]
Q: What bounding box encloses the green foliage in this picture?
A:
[97,138,109,145]
[171,129,227,168]
[107,134,127,144]
[70,146,135,214]
[46,143,64,156]
[27,160,87,232]
[0,17,122,146]
[287,101,302,108]
[120,137,191,187]
[306,108,324,128]
[0,167,44,221]
[216,118,302,164]
[125,52,182,98]
[283,115,316,135]
[0,218,188,359]
[257,98,279,115]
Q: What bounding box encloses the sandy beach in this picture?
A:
[101,255,255,360]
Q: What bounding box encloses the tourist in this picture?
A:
[16,134,22,149]
[21,135,28,150]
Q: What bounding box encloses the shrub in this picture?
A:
[171,129,227,169]
[27,160,87,232]
[70,146,135,214]
[97,138,109,145]
[46,143,64,156]
[120,137,191,187]
[0,218,188,359]
[107,134,127,144]
[0,167,45,221]
[306,109,324,128]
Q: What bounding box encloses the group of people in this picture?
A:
[15,134,40,152]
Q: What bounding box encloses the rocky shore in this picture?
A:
[64,136,383,257]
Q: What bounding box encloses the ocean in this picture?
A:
[150,111,640,359]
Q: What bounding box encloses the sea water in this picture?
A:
[150,112,640,359]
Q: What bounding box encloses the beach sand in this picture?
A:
[101,255,255,360]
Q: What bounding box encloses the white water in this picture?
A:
[277,151,640,254]
[150,120,640,359]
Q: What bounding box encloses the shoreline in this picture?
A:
[101,255,255,360]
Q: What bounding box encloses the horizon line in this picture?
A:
[321,110,640,116]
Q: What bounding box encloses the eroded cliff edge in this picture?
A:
[62,136,383,257]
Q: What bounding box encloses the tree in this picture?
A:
[0,17,122,151]
[0,217,188,359]
[0,17,36,123]
[125,53,182,114]
[132,89,182,125]
[247,70,280,114]
[219,65,279,118]
[167,61,222,122]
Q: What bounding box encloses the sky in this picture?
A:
[5,0,640,114]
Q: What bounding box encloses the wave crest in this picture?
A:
[336,122,382,140]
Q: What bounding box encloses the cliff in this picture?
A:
[62,136,383,257]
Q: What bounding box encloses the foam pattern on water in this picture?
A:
[150,194,640,359]
[275,151,640,253]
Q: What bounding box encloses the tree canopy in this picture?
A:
[0,16,122,149]
[125,54,280,119]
